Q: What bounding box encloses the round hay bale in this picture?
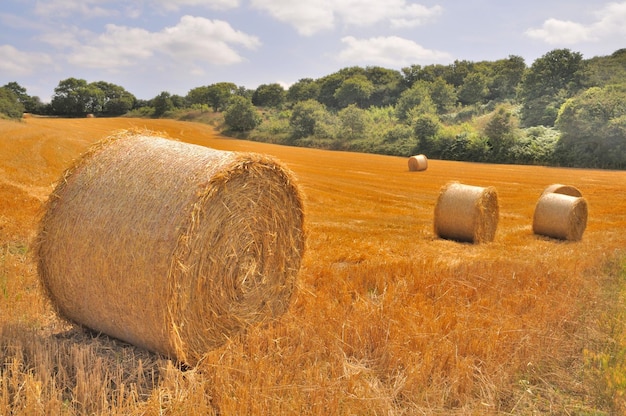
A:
[541,183,582,197]
[434,181,499,243]
[532,193,587,241]
[408,154,428,171]
[37,132,305,365]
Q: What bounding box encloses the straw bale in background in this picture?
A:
[408,154,428,171]
[541,183,582,197]
[434,181,499,243]
[37,132,305,365]
[533,193,587,241]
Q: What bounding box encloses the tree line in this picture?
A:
[2,48,625,169]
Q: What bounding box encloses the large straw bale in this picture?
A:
[434,181,499,243]
[408,154,428,171]
[533,193,587,241]
[541,183,582,197]
[37,132,305,365]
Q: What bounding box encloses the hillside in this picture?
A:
[1,117,626,414]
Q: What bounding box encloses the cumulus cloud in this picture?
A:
[63,16,260,70]
[337,36,451,67]
[34,0,239,19]
[34,0,117,18]
[152,0,240,11]
[251,0,442,35]
[250,1,334,36]
[525,1,626,44]
[0,45,53,75]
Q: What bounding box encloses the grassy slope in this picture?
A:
[1,117,626,414]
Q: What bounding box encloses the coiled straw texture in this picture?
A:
[434,181,499,243]
[37,132,305,365]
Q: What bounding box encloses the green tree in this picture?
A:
[287,78,320,103]
[252,83,285,108]
[206,82,237,112]
[316,73,344,109]
[51,78,92,116]
[457,72,488,106]
[334,75,374,108]
[487,55,526,101]
[395,81,436,123]
[519,48,585,127]
[484,105,518,161]
[289,99,328,140]
[186,86,210,106]
[555,85,626,168]
[413,113,441,154]
[91,81,135,115]
[364,66,404,107]
[586,49,626,87]
[152,91,174,117]
[2,82,44,114]
[338,104,369,140]
[0,87,24,119]
[429,78,457,114]
[224,95,260,132]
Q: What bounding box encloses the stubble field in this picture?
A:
[1,116,626,415]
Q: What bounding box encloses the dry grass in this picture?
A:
[1,116,626,414]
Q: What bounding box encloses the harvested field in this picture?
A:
[1,116,626,414]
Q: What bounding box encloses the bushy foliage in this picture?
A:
[0,87,24,119]
[11,47,624,169]
[519,49,585,127]
[555,85,626,168]
[223,96,261,132]
[252,83,285,108]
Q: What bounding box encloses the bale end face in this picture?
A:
[408,154,428,172]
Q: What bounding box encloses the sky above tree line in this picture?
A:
[1,0,624,102]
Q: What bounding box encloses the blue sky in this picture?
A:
[1,0,624,102]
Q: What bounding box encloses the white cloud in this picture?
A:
[250,0,335,36]
[251,0,442,35]
[525,1,626,44]
[34,0,117,18]
[0,45,53,75]
[152,0,240,11]
[525,18,593,44]
[159,16,261,63]
[591,1,626,37]
[337,36,451,67]
[63,16,260,70]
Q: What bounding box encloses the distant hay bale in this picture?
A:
[37,131,305,365]
[533,193,587,241]
[408,154,428,171]
[541,183,582,197]
[434,181,499,243]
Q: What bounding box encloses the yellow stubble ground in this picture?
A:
[1,116,626,414]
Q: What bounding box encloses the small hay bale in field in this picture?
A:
[541,183,582,197]
[408,154,428,171]
[533,193,587,241]
[37,132,305,365]
[434,181,499,243]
